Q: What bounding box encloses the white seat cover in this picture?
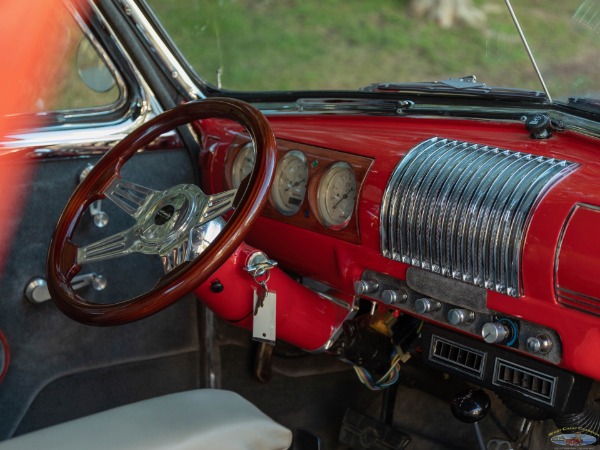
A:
[0,389,292,450]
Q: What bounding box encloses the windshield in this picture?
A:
[148,0,599,106]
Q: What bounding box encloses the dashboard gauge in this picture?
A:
[270,150,308,216]
[317,162,357,229]
[231,142,255,189]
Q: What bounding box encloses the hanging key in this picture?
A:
[245,252,278,345]
[254,280,268,316]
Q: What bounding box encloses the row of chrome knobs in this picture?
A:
[354,280,412,305]
[354,279,553,355]
[355,281,477,324]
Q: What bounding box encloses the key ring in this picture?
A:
[253,271,271,290]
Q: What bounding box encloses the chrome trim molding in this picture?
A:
[306,301,357,354]
[554,203,600,316]
[380,137,577,297]
[556,287,600,316]
[301,277,358,353]
[68,1,131,111]
[1,0,156,152]
[121,0,203,100]
[256,99,600,140]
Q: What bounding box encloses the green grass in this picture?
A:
[27,0,598,117]
[148,0,596,100]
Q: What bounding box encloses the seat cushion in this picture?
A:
[0,389,292,450]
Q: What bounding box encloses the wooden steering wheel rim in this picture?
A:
[46,98,276,326]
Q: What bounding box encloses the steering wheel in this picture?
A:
[46,98,276,326]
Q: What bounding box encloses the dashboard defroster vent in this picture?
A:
[380,137,577,297]
[493,358,557,405]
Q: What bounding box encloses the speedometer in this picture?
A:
[270,150,308,216]
[231,142,255,189]
[317,162,356,229]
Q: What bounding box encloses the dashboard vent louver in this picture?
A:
[380,137,577,297]
[493,358,557,405]
[430,335,485,378]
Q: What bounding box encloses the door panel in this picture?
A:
[0,148,200,439]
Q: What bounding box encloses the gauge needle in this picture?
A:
[284,179,306,191]
[333,187,354,210]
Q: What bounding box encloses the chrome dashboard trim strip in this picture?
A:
[554,203,600,316]
[255,100,600,140]
[381,137,577,297]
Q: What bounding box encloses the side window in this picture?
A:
[31,12,120,113]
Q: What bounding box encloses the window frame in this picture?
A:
[1,1,153,151]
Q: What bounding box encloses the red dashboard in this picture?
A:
[196,114,600,382]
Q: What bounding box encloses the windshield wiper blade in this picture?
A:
[567,97,600,114]
[361,76,548,101]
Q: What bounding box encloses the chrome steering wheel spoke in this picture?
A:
[198,189,237,225]
[104,178,158,218]
[160,218,226,273]
[76,226,143,264]
[160,242,189,273]
[78,184,234,272]
[158,188,235,273]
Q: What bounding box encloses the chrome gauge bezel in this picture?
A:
[230,142,255,189]
[316,162,357,230]
[270,150,308,216]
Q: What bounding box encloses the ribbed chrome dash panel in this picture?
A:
[381,137,577,297]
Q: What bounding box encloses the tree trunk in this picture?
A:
[410,0,487,29]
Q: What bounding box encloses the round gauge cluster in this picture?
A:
[270,150,308,216]
[317,162,357,229]
[228,143,359,231]
[231,142,255,189]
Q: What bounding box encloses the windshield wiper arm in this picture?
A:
[504,0,552,102]
[361,76,548,101]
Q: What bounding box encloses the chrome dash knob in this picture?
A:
[527,334,553,354]
[381,288,408,305]
[354,280,379,295]
[481,322,509,344]
[448,308,475,325]
[415,298,441,314]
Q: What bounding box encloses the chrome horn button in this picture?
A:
[153,204,176,225]
[137,184,204,251]
[76,181,236,272]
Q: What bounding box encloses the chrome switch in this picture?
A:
[481,322,510,344]
[381,288,408,305]
[415,298,441,314]
[527,334,553,354]
[354,280,379,295]
[448,308,475,325]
